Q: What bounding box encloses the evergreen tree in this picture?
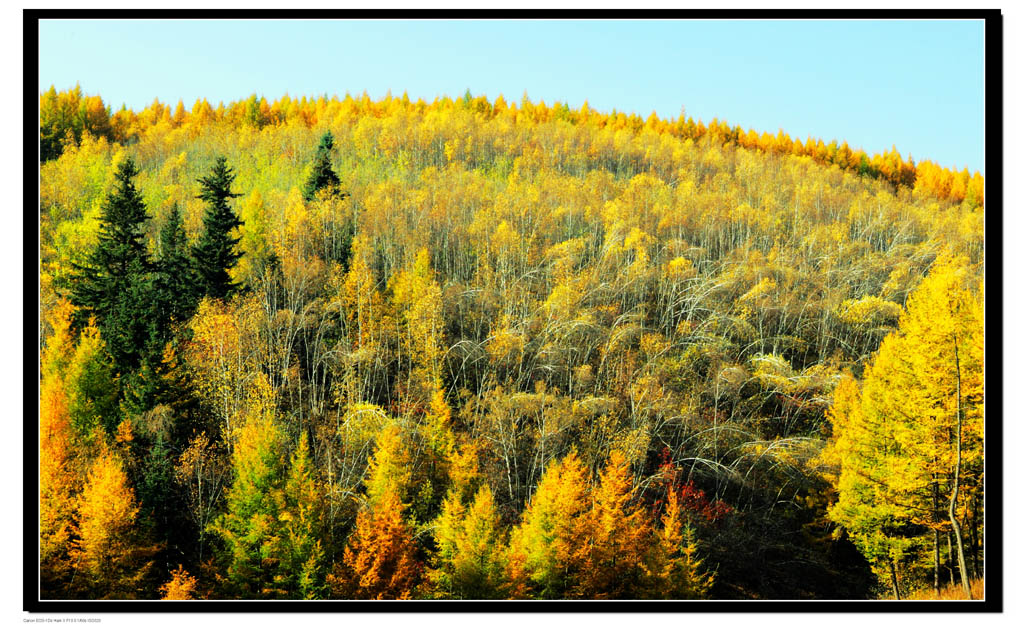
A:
[118,208,188,417]
[153,204,199,326]
[302,131,344,202]
[69,157,153,372]
[192,157,243,300]
[121,206,199,416]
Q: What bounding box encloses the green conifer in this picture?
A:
[69,157,153,372]
[153,204,199,325]
[302,131,344,203]
[192,157,243,300]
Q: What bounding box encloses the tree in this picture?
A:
[193,157,243,300]
[69,156,153,372]
[428,484,508,599]
[335,488,422,599]
[153,203,199,326]
[63,319,119,439]
[506,451,590,599]
[302,131,344,202]
[70,447,155,598]
[175,432,229,568]
[823,254,984,599]
[207,374,287,597]
[649,487,715,599]
[160,566,198,600]
[39,301,79,592]
[389,247,445,408]
[578,450,654,599]
[275,433,327,599]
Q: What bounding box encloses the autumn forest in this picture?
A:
[37,85,985,601]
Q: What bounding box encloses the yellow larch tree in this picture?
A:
[335,487,422,599]
[70,446,154,598]
[577,450,654,599]
[160,566,198,600]
[823,253,984,599]
[428,484,508,599]
[648,488,715,599]
[39,299,80,591]
[506,451,590,599]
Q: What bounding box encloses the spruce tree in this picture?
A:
[153,204,199,326]
[302,131,343,202]
[69,157,153,372]
[123,206,200,416]
[192,157,243,300]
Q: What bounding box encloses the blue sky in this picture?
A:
[38,18,986,173]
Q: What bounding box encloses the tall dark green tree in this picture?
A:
[69,156,153,373]
[192,157,243,300]
[302,131,344,202]
[153,204,199,326]
[121,205,198,416]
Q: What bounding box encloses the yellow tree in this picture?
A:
[823,357,922,598]
[207,373,288,597]
[40,371,76,586]
[389,247,445,409]
[363,423,413,508]
[506,451,590,599]
[70,447,154,598]
[823,254,984,599]
[337,234,392,406]
[893,254,984,597]
[577,450,654,599]
[274,433,327,599]
[428,484,508,599]
[648,488,715,599]
[175,431,229,567]
[160,566,198,600]
[39,300,79,590]
[185,295,264,448]
[63,318,119,439]
[335,488,422,599]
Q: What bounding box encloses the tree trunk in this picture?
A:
[950,334,971,599]
[946,531,956,585]
[970,494,981,578]
[932,477,940,596]
[889,558,901,600]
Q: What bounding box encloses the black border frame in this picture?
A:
[24,8,1004,614]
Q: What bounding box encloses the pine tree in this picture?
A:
[193,157,243,300]
[120,205,199,416]
[69,156,153,372]
[302,131,343,203]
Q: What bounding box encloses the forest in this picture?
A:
[37,85,985,601]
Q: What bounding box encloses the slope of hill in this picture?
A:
[37,87,985,601]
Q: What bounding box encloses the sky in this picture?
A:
[37,18,986,173]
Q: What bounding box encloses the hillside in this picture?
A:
[37,87,985,601]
